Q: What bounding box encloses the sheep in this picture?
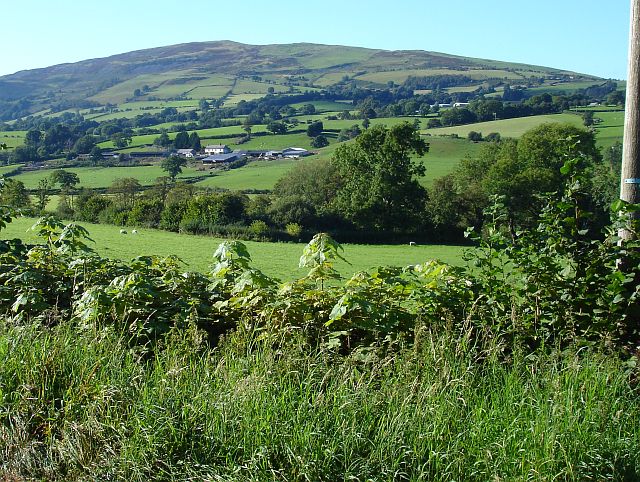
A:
[409,241,416,246]
[119,229,127,234]
[131,229,138,235]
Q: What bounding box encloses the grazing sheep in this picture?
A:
[409,241,416,246]
[119,229,127,234]
[131,229,138,235]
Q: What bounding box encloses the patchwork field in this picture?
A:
[0,216,466,280]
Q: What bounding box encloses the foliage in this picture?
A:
[160,155,187,181]
[331,122,428,231]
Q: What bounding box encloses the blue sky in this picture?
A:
[2,0,630,79]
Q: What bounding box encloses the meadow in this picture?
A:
[0,131,26,148]
[593,110,625,149]
[11,165,207,189]
[0,216,466,280]
[424,113,584,138]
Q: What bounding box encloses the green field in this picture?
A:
[526,80,607,95]
[593,110,624,150]
[355,69,523,85]
[418,136,482,185]
[0,131,26,148]
[195,158,306,191]
[0,216,465,280]
[290,100,354,112]
[11,165,207,189]
[424,113,584,139]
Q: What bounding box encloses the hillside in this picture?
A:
[0,40,600,119]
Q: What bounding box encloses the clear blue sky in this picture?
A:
[2,0,631,79]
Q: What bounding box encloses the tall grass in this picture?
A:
[0,320,638,481]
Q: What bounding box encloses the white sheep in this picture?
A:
[131,229,138,235]
[119,229,127,234]
[409,241,416,246]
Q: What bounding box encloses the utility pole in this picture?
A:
[620,0,640,243]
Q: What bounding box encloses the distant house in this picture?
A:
[202,153,241,164]
[204,144,231,155]
[453,102,470,108]
[176,148,197,158]
[282,147,310,158]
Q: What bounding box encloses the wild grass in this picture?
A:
[0,319,637,480]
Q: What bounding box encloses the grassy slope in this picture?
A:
[0,216,466,280]
[424,113,584,138]
[593,110,624,150]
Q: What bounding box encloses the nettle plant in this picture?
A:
[466,158,640,352]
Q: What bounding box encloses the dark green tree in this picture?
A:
[189,132,201,151]
[331,122,428,231]
[161,156,187,181]
[311,135,329,148]
[173,130,191,149]
[307,121,324,138]
[0,179,31,208]
[267,121,288,135]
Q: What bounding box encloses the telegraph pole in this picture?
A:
[620,0,640,243]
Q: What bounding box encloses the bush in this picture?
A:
[286,222,303,239]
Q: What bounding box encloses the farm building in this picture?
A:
[205,144,231,155]
[282,147,310,158]
[175,148,197,158]
[202,153,242,164]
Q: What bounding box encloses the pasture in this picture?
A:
[593,110,624,150]
[195,158,306,191]
[424,113,584,138]
[11,165,206,190]
[0,131,26,149]
[0,216,466,280]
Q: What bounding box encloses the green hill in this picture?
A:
[0,41,601,120]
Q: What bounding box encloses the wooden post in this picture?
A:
[620,0,640,242]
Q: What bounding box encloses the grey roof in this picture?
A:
[205,144,229,149]
[202,153,240,163]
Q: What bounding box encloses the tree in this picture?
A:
[161,156,187,181]
[35,178,52,212]
[0,179,31,208]
[311,135,329,148]
[72,135,96,155]
[607,90,625,106]
[154,131,172,148]
[301,104,316,115]
[90,146,103,164]
[362,118,371,130]
[467,131,483,142]
[173,130,190,149]
[331,122,428,231]
[50,169,80,209]
[306,121,324,138]
[582,110,595,127]
[267,121,288,135]
[111,132,132,149]
[109,177,141,208]
[50,170,80,191]
[189,132,201,151]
